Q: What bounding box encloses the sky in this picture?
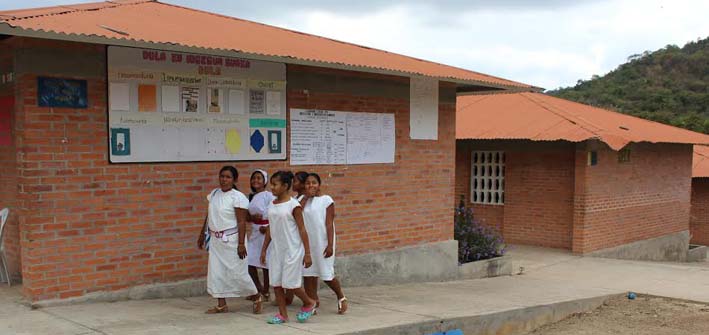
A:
[1,0,707,90]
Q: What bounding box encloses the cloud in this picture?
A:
[164,0,602,20]
[1,0,707,89]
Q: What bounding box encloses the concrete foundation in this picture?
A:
[587,230,690,262]
[687,245,707,262]
[34,240,459,307]
[335,240,459,287]
[458,255,514,279]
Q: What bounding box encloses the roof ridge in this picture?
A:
[521,93,603,137]
[0,1,151,22]
[153,1,534,89]
[696,145,709,158]
[457,95,491,112]
[541,92,709,136]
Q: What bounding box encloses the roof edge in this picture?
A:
[0,20,532,92]
[156,1,540,91]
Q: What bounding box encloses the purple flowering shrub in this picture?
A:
[455,197,506,264]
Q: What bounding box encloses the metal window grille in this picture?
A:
[470,151,505,205]
[618,148,631,163]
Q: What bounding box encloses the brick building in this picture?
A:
[0,2,537,303]
[690,145,709,246]
[456,92,709,260]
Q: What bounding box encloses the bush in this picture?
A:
[455,197,506,264]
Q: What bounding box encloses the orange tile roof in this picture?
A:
[457,92,709,150]
[694,145,709,178]
[0,1,537,90]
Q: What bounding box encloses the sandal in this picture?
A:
[296,305,316,323]
[252,294,263,314]
[267,313,288,324]
[338,297,348,314]
[263,292,270,302]
[205,305,228,314]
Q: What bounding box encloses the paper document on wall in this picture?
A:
[109,82,130,111]
[290,109,347,165]
[161,86,180,112]
[347,113,395,164]
[228,89,245,114]
[290,109,394,165]
[266,91,281,115]
[409,76,438,140]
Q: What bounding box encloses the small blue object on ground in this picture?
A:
[428,330,463,335]
[628,292,637,300]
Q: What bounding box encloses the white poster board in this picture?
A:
[108,46,287,162]
[290,109,395,165]
[409,76,438,140]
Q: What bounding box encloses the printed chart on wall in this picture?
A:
[290,109,395,165]
[107,46,287,162]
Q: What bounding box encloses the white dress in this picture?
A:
[267,198,305,289]
[206,188,258,298]
[247,191,274,268]
[302,195,336,280]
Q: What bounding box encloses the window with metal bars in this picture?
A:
[618,148,631,163]
[470,151,505,205]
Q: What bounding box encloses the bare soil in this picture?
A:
[526,295,709,335]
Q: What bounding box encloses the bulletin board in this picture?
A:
[107,46,287,162]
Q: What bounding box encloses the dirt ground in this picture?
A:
[526,295,709,335]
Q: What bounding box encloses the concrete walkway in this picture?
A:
[1,246,708,335]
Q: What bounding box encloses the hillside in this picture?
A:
[548,37,709,134]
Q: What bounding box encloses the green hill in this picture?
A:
[548,37,709,134]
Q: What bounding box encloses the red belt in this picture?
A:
[254,219,269,225]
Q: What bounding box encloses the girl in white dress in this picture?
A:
[282,171,310,306]
[260,171,317,324]
[197,166,261,314]
[301,173,348,314]
[247,169,274,302]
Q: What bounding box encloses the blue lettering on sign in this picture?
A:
[250,129,265,153]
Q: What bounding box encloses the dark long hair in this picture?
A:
[219,166,239,190]
[271,170,294,190]
[295,171,309,184]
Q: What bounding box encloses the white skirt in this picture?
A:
[207,233,258,298]
[247,223,269,269]
[268,245,305,289]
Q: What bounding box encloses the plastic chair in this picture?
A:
[0,208,10,286]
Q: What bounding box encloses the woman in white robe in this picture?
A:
[197,166,261,314]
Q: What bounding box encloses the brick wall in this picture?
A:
[0,38,21,281]
[690,178,709,245]
[503,142,575,249]
[572,142,693,253]
[456,140,574,248]
[13,38,456,301]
